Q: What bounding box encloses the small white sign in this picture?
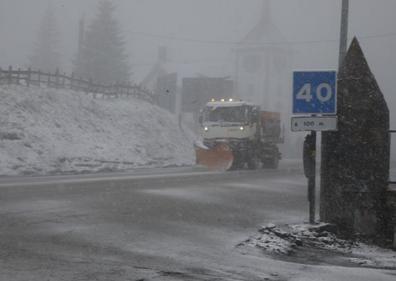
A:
[291,116,338,132]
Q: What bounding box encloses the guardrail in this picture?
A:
[0,66,155,103]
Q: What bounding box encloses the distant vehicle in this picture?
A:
[195,99,283,171]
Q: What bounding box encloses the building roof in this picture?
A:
[238,0,286,47]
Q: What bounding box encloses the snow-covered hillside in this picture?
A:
[0,85,195,176]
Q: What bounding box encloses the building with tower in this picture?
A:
[234,0,292,115]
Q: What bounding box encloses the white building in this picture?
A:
[234,0,292,115]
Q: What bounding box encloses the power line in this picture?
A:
[131,58,231,67]
[129,30,396,46]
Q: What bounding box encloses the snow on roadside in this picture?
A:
[0,85,195,176]
[239,223,396,269]
[350,243,396,268]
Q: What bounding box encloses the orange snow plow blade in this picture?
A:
[195,142,234,171]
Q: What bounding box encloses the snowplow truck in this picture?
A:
[195,99,282,171]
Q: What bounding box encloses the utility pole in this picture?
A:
[320,0,349,222]
[338,0,349,68]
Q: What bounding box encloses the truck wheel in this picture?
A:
[271,157,279,169]
[247,156,260,170]
[262,157,279,169]
[230,159,245,170]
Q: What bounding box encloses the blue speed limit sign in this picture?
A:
[293,71,337,114]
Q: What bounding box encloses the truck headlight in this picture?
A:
[240,126,245,131]
[204,127,209,132]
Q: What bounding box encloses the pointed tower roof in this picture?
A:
[239,0,285,45]
[260,0,271,25]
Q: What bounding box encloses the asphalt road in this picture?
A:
[0,164,394,281]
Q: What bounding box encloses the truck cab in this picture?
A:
[199,99,259,143]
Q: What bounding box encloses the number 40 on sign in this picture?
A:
[293,71,337,115]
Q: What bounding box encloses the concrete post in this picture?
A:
[320,38,390,241]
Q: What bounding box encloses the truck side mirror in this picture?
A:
[198,115,203,125]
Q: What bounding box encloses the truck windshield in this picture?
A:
[204,106,247,123]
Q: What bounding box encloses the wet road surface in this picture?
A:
[0,164,394,281]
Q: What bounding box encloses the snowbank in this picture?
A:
[0,85,195,176]
[239,223,396,269]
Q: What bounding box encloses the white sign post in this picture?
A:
[292,70,338,224]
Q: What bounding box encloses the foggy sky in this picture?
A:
[0,0,395,119]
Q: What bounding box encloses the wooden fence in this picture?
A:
[0,66,155,103]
